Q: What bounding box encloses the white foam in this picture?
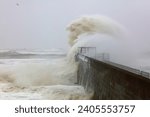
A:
[0,15,131,99]
[67,15,125,46]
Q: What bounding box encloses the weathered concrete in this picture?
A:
[77,54,150,100]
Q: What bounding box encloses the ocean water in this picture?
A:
[0,49,92,100]
[0,15,132,100]
[1,15,149,100]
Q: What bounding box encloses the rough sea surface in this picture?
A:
[0,49,92,100]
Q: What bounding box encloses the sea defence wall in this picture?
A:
[76,54,150,100]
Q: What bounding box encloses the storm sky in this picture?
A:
[0,0,150,50]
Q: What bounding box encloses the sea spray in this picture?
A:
[0,15,125,87]
[13,59,78,86]
[0,15,128,99]
[66,15,125,46]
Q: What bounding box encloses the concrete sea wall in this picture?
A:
[76,54,150,100]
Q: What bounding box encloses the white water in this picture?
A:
[0,49,93,100]
[0,15,133,100]
[67,15,150,71]
[1,15,149,100]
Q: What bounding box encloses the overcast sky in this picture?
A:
[0,0,150,50]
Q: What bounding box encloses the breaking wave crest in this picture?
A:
[0,15,125,99]
[66,15,125,46]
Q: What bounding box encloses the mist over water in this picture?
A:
[67,15,150,71]
[67,15,135,67]
[0,15,149,100]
